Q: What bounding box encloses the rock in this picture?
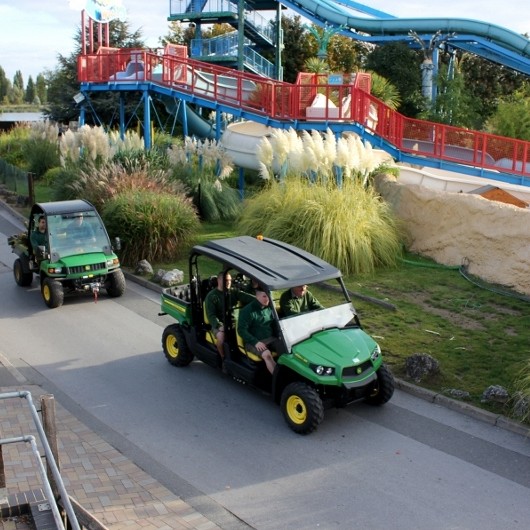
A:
[152,269,166,284]
[481,385,509,404]
[160,269,184,287]
[405,353,440,382]
[444,388,471,400]
[135,259,153,276]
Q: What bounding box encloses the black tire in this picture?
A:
[106,269,126,297]
[364,364,395,405]
[13,258,33,287]
[162,324,194,367]
[41,277,64,308]
[280,381,324,435]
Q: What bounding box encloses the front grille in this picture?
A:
[68,262,106,274]
[342,360,372,378]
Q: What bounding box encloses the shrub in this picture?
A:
[102,189,200,266]
[167,137,241,221]
[24,138,61,177]
[237,178,402,274]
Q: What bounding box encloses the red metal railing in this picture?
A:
[78,48,530,182]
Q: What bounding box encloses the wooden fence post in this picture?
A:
[40,394,60,500]
[27,172,35,206]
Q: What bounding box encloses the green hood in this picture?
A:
[291,327,377,367]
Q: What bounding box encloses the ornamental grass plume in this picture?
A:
[238,177,402,274]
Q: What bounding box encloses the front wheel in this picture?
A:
[280,382,324,435]
[162,324,194,367]
[41,277,64,308]
[364,364,395,405]
[13,258,33,287]
[106,269,126,297]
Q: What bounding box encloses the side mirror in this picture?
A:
[113,237,121,251]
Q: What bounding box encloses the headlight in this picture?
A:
[47,267,62,274]
[370,344,381,362]
[106,258,119,267]
[310,364,335,376]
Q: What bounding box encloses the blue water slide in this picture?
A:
[281,0,530,74]
[157,95,216,139]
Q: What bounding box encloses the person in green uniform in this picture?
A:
[30,215,47,255]
[279,284,324,317]
[237,288,281,374]
[204,271,255,358]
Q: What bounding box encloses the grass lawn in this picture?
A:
[140,221,530,420]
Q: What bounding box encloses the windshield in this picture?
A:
[47,212,113,259]
[279,302,357,350]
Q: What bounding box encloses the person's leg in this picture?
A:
[215,329,225,358]
[262,349,276,374]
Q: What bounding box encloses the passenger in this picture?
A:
[237,288,280,374]
[67,213,95,241]
[204,271,255,359]
[279,284,324,317]
[30,215,47,254]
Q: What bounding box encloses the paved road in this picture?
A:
[1,204,530,530]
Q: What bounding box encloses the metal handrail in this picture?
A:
[0,391,80,530]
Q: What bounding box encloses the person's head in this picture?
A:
[216,271,232,291]
[73,213,84,225]
[37,215,46,232]
[291,285,307,298]
[255,288,270,307]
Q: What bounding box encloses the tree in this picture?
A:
[460,53,525,129]
[13,70,24,92]
[485,85,530,140]
[365,42,425,117]
[36,74,47,104]
[0,66,11,103]
[278,15,314,83]
[46,19,146,125]
[419,60,480,127]
[25,76,36,104]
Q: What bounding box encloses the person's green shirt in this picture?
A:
[279,288,324,317]
[204,288,254,329]
[30,229,47,251]
[237,298,274,346]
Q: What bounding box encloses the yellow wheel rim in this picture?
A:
[43,284,51,301]
[286,395,307,425]
[166,335,179,359]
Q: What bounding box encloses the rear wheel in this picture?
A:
[280,382,324,434]
[162,324,194,367]
[13,258,33,287]
[364,364,395,405]
[106,269,126,297]
[41,277,64,308]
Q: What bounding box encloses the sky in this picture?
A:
[0,0,529,85]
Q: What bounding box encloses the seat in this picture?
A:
[203,305,216,345]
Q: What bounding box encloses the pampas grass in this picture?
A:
[238,178,402,274]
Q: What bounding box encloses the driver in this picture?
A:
[67,213,95,241]
[279,284,324,317]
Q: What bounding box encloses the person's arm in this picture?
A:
[280,291,302,317]
[307,291,324,310]
[204,291,220,329]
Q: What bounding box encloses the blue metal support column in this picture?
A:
[79,103,86,126]
[215,110,222,141]
[119,94,126,140]
[143,90,151,149]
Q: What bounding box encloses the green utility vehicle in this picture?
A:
[160,236,394,434]
[8,200,125,308]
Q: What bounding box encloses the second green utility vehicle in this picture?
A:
[160,236,394,434]
[8,200,125,308]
